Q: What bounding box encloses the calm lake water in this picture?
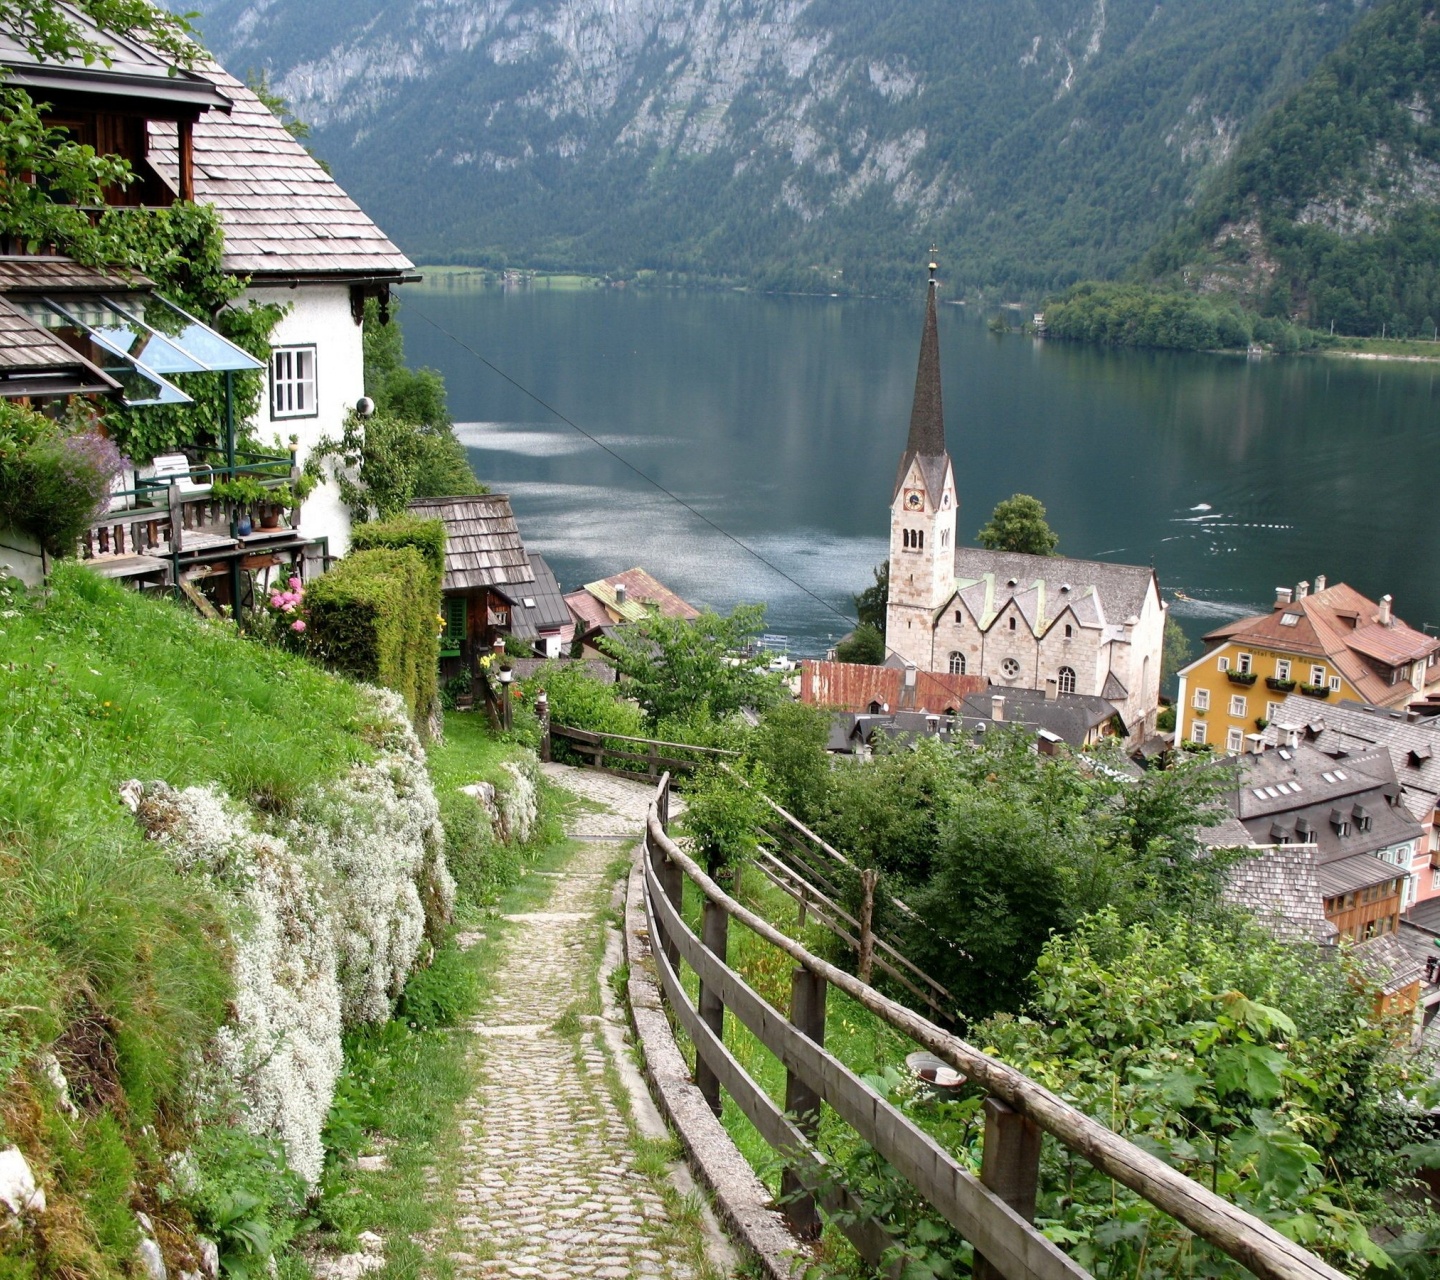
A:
[400,282,1440,659]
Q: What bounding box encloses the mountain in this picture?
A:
[1145,0,1440,336]
[186,0,1372,296]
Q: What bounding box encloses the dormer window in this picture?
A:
[1280,613,1299,626]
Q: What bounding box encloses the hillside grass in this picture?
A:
[0,565,391,1277]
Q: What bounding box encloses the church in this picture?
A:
[883,263,1167,744]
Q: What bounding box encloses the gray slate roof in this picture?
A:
[958,688,1120,746]
[894,279,948,503]
[1317,853,1405,896]
[1350,933,1427,995]
[1265,696,1440,824]
[1222,847,1337,944]
[503,554,571,638]
[409,495,535,594]
[146,63,414,278]
[950,547,1157,626]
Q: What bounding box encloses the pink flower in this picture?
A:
[291,619,306,633]
[288,577,302,591]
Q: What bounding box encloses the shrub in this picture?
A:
[349,514,446,592]
[0,401,129,556]
[679,763,767,884]
[305,547,439,733]
[397,945,477,1030]
[833,623,885,665]
[520,661,645,755]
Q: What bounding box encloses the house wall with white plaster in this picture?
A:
[244,283,364,559]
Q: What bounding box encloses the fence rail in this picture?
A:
[548,723,738,779]
[640,772,1347,1280]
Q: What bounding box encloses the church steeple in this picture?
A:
[893,250,950,501]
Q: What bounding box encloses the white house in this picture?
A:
[147,64,417,561]
[883,267,1166,743]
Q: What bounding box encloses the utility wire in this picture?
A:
[406,301,978,708]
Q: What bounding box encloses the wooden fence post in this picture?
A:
[858,868,878,986]
[536,692,551,762]
[648,741,659,779]
[658,776,671,832]
[781,965,827,1239]
[695,901,730,1116]
[973,1097,1043,1280]
[659,851,683,972]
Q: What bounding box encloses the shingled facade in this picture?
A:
[883,266,1166,743]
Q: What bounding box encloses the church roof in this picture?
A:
[950,548,1157,631]
[893,274,949,502]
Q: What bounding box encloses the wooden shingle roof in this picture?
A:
[408,495,535,593]
[146,63,414,279]
[0,297,119,395]
[0,256,154,293]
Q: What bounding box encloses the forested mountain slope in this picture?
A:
[1146,0,1440,336]
[188,0,1368,295]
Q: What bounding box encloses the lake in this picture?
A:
[400,281,1440,658]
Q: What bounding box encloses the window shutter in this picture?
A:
[440,596,467,657]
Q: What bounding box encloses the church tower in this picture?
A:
[885,254,957,670]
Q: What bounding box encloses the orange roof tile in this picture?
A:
[1198,583,1439,706]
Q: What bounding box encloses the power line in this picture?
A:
[405,300,979,709]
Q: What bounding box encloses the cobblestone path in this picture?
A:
[451,767,706,1280]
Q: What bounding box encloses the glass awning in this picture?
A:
[13,293,264,407]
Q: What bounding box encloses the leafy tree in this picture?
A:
[600,604,784,725]
[1161,615,1193,687]
[854,560,888,631]
[2,0,195,65]
[834,623,885,665]
[679,762,767,885]
[975,494,1060,556]
[749,701,830,821]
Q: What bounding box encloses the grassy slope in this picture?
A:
[0,566,388,1278]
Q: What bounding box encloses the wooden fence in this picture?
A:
[640,772,1346,1280]
[547,723,737,778]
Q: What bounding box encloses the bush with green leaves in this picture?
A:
[749,700,831,821]
[0,400,129,556]
[974,911,1434,1274]
[833,623,886,665]
[678,763,768,884]
[600,603,785,724]
[303,547,440,734]
[187,1126,307,1280]
[349,513,447,593]
[519,661,645,745]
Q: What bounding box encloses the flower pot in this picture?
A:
[1266,677,1297,692]
[1226,670,1258,686]
[260,507,282,530]
[1299,683,1332,699]
[236,514,253,537]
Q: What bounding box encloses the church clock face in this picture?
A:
[904,489,925,512]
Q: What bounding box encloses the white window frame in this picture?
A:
[1217,655,1230,672]
[1328,675,1342,692]
[1275,659,1291,681]
[1237,652,1253,674]
[1057,666,1076,695]
[1191,721,1208,745]
[1310,665,1326,687]
[948,651,966,676]
[1193,688,1210,711]
[1229,694,1247,717]
[1226,727,1244,753]
[270,345,318,420]
[1266,701,1282,721]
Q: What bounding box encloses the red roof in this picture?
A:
[800,661,986,713]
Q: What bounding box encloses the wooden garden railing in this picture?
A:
[639,772,1347,1280]
[547,723,738,778]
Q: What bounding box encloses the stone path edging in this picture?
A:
[623,861,805,1280]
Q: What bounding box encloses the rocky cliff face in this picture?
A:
[193,0,1370,293]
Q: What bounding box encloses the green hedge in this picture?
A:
[350,515,446,592]
[305,547,439,733]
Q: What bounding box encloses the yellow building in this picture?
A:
[1176,578,1440,754]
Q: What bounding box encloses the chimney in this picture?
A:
[1296,581,1310,600]
[1379,594,1393,626]
[1314,574,1327,592]
[614,582,627,606]
[1275,586,1293,609]
[990,694,1006,723]
[1247,734,1266,756]
[1045,677,1059,702]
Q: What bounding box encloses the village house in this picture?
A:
[0,9,414,587]
[409,495,572,682]
[1263,696,1440,908]
[1176,579,1440,755]
[883,264,1165,744]
[564,567,699,658]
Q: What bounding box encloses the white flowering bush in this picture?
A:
[497,755,540,845]
[121,781,342,1185]
[119,687,455,1184]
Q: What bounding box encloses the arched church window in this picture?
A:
[948,651,966,675]
[1064,624,1073,639]
[1008,616,1017,632]
[1058,666,1077,695]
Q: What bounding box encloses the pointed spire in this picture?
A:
[906,249,946,458]
[893,249,950,502]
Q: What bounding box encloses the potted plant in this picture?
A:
[210,475,268,537]
[1226,669,1258,686]
[1266,676,1297,692]
[255,474,316,530]
[1299,681,1332,699]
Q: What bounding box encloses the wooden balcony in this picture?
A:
[80,452,306,586]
